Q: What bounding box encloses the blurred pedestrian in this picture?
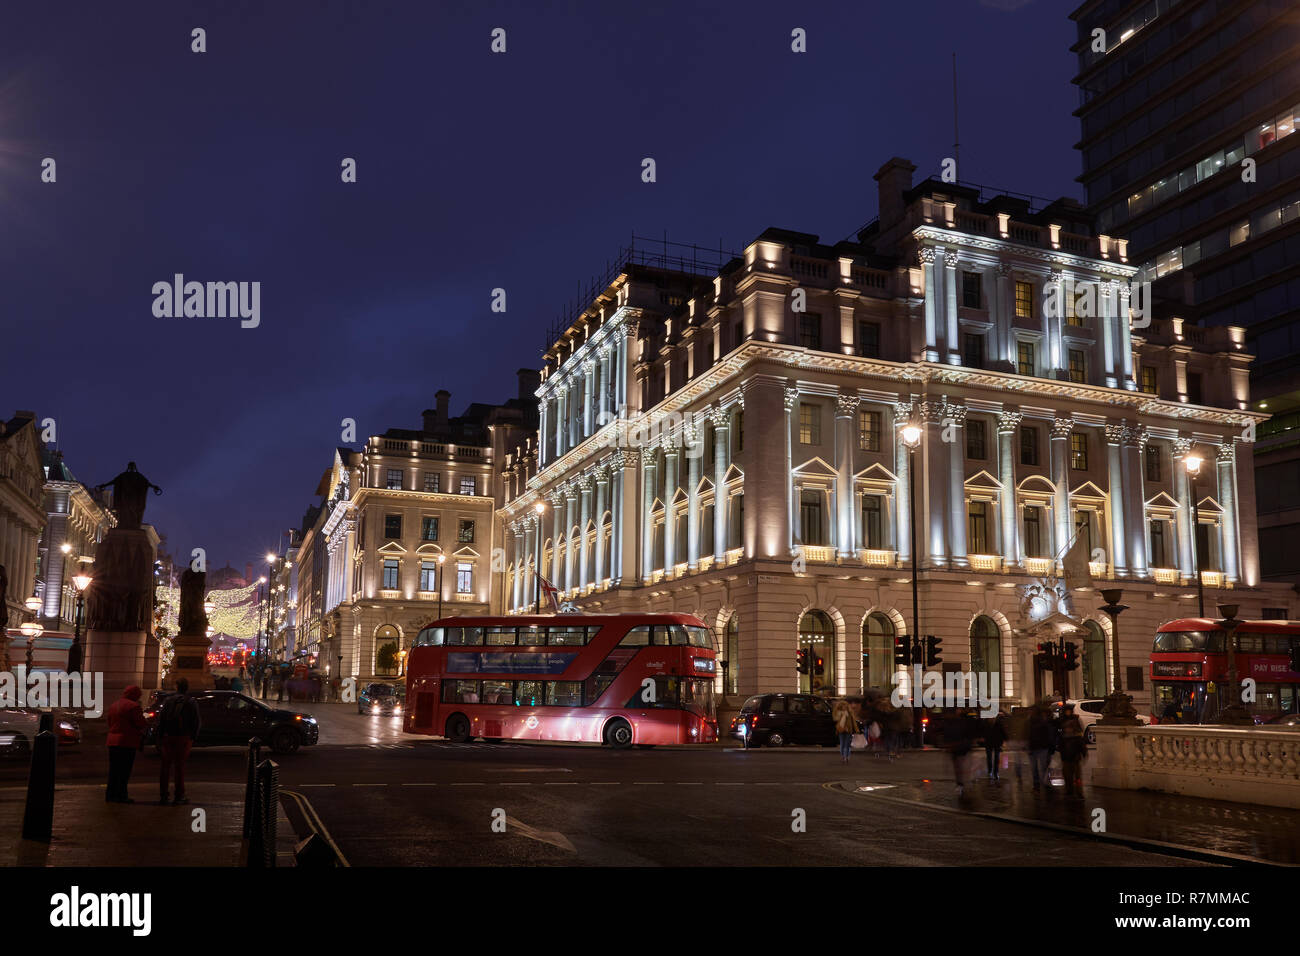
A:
[1027,705,1054,791]
[944,710,979,795]
[984,711,1009,781]
[158,677,201,806]
[105,685,146,804]
[1058,704,1087,796]
[833,697,858,763]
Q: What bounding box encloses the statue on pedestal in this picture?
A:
[95,461,162,531]
[178,568,207,636]
[86,461,161,633]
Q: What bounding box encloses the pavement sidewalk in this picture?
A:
[836,759,1300,865]
[0,782,298,867]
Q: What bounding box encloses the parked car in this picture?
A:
[729,693,837,747]
[1066,698,1151,743]
[143,690,318,754]
[358,682,402,716]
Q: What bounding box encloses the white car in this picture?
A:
[1065,698,1151,743]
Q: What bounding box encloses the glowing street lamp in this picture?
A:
[533,500,547,614]
[1184,449,1205,617]
[899,420,923,742]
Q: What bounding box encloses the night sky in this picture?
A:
[0,0,1079,573]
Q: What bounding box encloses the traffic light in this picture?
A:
[924,634,943,668]
[796,648,810,674]
[813,655,825,676]
[894,638,911,666]
[1064,641,1079,671]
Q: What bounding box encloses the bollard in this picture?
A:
[258,759,279,868]
[242,738,261,839]
[21,729,57,842]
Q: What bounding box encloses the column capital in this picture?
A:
[997,262,1014,278]
[1171,437,1193,459]
[920,401,947,425]
[1216,442,1235,464]
[1124,424,1148,448]
[943,250,960,269]
[1051,417,1075,439]
[941,401,967,424]
[582,358,596,374]
[614,448,639,468]
[917,247,938,266]
[836,393,860,417]
[597,342,613,359]
[783,387,800,411]
[997,410,1023,434]
[893,400,915,420]
[577,473,593,492]
[1104,422,1126,445]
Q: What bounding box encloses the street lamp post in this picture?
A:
[1184,450,1205,618]
[1216,603,1253,725]
[71,564,92,673]
[900,422,922,744]
[1096,588,1140,725]
[533,500,546,614]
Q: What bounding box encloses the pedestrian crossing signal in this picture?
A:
[924,635,942,668]
[893,638,911,666]
[796,648,810,674]
[813,655,825,676]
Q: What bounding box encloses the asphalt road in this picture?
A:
[8,702,1211,867]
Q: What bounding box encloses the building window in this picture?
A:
[424,472,441,493]
[1014,281,1033,318]
[962,333,986,369]
[862,613,895,694]
[798,313,822,350]
[724,616,740,695]
[382,558,399,590]
[968,501,991,554]
[966,419,987,460]
[799,491,825,546]
[970,616,1002,687]
[386,469,403,490]
[798,609,836,695]
[1024,506,1046,558]
[1017,340,1035,376]
[1140,366,1158,395]
[962,271,982,308]
[1020,426,1039,466]
[1149,520,1168,567]
[1145,446,1162,483]
[862,495,884,549]
[456,562,473,594]
[1065,287,1084,327]
[1074,511,1094,559]
[384,514,402,539]
[1068,349,1087,384]
[458,519,475,543]
[859,410,882,451]
[419,561,438,592]
[421,516,439,541]
[857,321,880,358]
[799,403,820,445]
[1195,522,1218,571]
[459,476,477,495]
[1187,372,1204,404]
[1070,433,1089,470]
[1082,620,1107,698]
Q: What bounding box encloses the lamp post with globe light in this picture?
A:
[71,564,92,673]
[900,420,922,742]
[1184,449,1205,618]
[1096,588,1141,725]
[533,500,547,613]
[1215,603,1253,725]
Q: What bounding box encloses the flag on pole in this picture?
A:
[1062,534,1093,592]
[536,573,561,613]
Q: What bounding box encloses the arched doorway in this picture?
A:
[862,613,896,694]
[969,616,1001,694]
[797,610,835,695]
[374,624,400,677]
[1082,620,1107,698]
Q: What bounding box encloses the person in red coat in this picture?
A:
[105,685,147,804]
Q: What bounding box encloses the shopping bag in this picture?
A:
[851,733,868,750]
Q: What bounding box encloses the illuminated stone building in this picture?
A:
[36,448,115,631]
[0,413,46,630]
[500,159,1294,710]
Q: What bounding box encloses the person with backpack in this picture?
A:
[158,677,201,806]
[832,697,859,763]
[105,685,147,803]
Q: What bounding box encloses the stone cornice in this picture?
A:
[913,226,1138,280]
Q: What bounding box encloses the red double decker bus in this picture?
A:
[403,613,719,747]
[1150,618,1300,724]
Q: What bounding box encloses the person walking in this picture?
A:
[105,685,147,803]
[1057,704,1088,797]
[984,711,1009,782]
[832,697,859,763]
[157,677,201,806]
[944,710,979,795]
[1027,705,1055,791]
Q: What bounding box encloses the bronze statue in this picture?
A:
[95,461,162,531]
[178,568,207,636]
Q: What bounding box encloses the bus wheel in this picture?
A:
[445,714,472,743]
[604,718,634,749]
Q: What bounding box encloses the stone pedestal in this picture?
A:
[141,635,161,690]
[84,629,149,697]
[167,633,214,691]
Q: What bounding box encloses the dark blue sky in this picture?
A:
[0,0,1080,572]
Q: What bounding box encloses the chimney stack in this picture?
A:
[517,368,540,402]
[423,390,451,433]
[874,157,916,239]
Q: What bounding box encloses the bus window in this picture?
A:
[681,678,715,718]
[482,680,513,704]
[686,626,713,648]
[620,626,651,646]
[1238,634,1263,653]
[444,627,464,645]
[462,626,484,645]
[1153,631,1223,652]
[518,625,543,646]
[546,681,582,706]
[585,673,617,705]
[416,627,445,646]
[547,627,586,646]
[516,680,542,706]
[627,676,681,709]
[485,627,517,646]
[443,680,481,703]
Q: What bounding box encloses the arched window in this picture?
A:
[1082,620,1107,698]
[724,615,740,696]
[969,616,1001,690]
[798,610,836,695]
[374,624,400,677]
[862,613,896,693]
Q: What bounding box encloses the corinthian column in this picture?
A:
[944,251,961,366]
[1104,422,1128,577]
[944,400,968,566]
[1050,417,1075,568]
[578,474,593,591]
[686,421,702,570]
[835,393,858,559]
[1218,443,1241,584]
[997,410,1022,568]
[1172,438,1194,579]
[784,387,798,553]
[711,405,731,562]
[919,249,939,362]
[663,439,680,574]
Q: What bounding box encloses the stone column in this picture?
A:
[921,401,948,567]
[1125,426,1149,578]
[997,410,1022,568]
[538,401,549,467]
[512,525,525,610]
[1050,417,1075,568]
[1119,282,1135,390]
[944,250,961,365]
[997,263,1014,370]
[550,491,564,584]
[578,475,593,591]
[1172,438,1195,579]
[594,469,609,586]
[663,441,680,574]
[555,385,568,458]
[617,450,640,584]
[835,393,858,559]
[617,328,630,414]
[686,421,702,570]
[944,401,968,566]
[642,447,658,583]
[598,344,612,426]
[784,387,798,553]
[894,402,914,564]
[920,248,939,362]
[1218,443,1241,584]
[524,518,537,609]
[1104,423,1128,576]
[1046,270,1064,379]
[582,359,596,438]
[564,486,578,594]
[712,405,731,562]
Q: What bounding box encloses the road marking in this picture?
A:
[590,782,620,786]
[500,782,531,787]
[633,782,664,785]
[353,783,387,787]
[299,783,335,788]
[675,782,704,786]
[401,782,438,787]
[484,767,573,773]
[281,789,351,868]
[449,783,484,787]
[543,781,578,786]
[505,816,576,853]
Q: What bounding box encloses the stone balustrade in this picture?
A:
[1092,724,1300,810]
